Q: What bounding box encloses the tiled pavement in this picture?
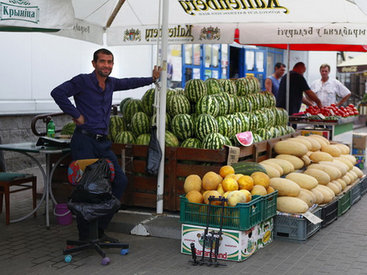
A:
[2,189,367,275]
[2,127,367,274]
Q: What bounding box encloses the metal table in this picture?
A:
[0,142,70,228]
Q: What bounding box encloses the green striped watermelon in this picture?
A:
[109,115,126,142]
[253,110,268,129]
[216,116,234,138]
[165,130,180,147]
[184,79,207,103]
[141,88,156,116]
[131,112,150,136]
[252,133,263,143]
[235,78,251,96]
[201,133,226,150]
[194,114,219,141]
[119,97,132,114]
[205,78,223,95]
[136,133,151,145]
[122,99,143,124]
[167,94,191,117]
[180,138,201,148]
[115,131,136,144]
[171,114,194,141]
[195,95,220,117]
[256,128,272,140]
[211,94,229,116]
[225,114,243,137]
[234,112,251,132]
[218,79,237,95]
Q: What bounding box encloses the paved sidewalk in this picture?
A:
[1,180,367,275]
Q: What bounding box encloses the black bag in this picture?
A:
[70,159,112,204]
[146,126,162,176]
[68,159,121,221]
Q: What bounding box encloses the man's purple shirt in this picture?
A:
[51,71,153,135]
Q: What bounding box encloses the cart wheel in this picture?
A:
[101,257,110,265]
[120,248,129,255]
[64,255,72,263]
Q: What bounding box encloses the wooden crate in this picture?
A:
[48,131,300,210]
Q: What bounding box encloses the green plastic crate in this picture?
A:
[337,190,351,216]
[179,195,263,231]
[274,207,321,242]
[262,191,278,221]
[350,181,361,205]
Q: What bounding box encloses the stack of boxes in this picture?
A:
[352,133,367,170]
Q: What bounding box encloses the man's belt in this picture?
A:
[77,128,107,141]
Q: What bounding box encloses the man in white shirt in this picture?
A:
[310,64,351,107]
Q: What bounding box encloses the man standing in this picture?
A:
[276,62,322,115]
[310,63,351,107]
[51,48,161,242]
[264,62,286,97]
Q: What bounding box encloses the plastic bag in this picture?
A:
[70,159,112,203]
[68,159,120,221]
[146,126,162,176]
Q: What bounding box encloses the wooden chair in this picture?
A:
[0,172,37,224]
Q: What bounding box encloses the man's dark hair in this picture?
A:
[293,62,305,69]
[275,62,286,70]
[93,48,114,62]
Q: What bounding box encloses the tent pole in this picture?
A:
[106,0,126,28]
[156,0,169,214]
[286,44,290,114]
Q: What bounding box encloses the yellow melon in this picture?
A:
[251,171,270,188]
[237,175,254,191]
[186,190,204,204]
[219,165,235,178]
[202,171,222,190]
[222,177,239,192]
[184,174,202,193]
[251,185,267,196]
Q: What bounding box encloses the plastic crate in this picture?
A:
[273,207,322,242]
[360,176,367,196]
[179,195,262,231]
[262,191,278,221]
[350,181,361,206]
[337,190,351,216]
[320,199,338,228]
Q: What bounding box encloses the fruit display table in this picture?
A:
[288,116,357,144]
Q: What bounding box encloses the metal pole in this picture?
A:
[286,44,290,114]
[156,0,169,214]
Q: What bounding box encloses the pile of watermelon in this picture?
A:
[109,77,294,149]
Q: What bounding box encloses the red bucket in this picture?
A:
[54,203,73,225]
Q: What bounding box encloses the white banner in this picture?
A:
[239,23,367,45]
[107,24,236,45]
[0,0,74,30]
[54,19,104,45]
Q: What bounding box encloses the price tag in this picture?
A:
[317,114,326,120]
[226,145,240,165]
[303,211,323,224]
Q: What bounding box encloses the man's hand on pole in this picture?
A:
[152,65,162,82]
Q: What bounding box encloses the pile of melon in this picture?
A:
[261,134,364,214]
[184,165,274,207]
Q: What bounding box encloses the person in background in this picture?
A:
[276,62,322,115]
[310,63,351,107]
[51,48,161,242]
[264,62,286,97]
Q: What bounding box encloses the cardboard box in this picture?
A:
[353,133,367,149]
[300,130,330,140]
[354,155,366,170]
[181,219,273,262]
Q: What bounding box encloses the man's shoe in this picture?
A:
[99,233,119,243]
